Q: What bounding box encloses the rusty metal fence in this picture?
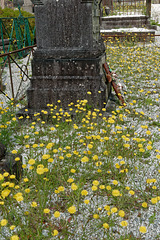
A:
[0,45,36,103]
[102,0,152,17]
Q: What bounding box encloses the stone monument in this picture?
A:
[26,0,111,112]
[22,0,33,13]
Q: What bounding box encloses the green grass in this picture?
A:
[0,40,160,240]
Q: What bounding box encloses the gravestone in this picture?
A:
[27,0,111,112]
[22,0,33,13]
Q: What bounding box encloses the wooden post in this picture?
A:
[146,0,151,18]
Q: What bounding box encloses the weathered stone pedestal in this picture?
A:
[27,0,111,112]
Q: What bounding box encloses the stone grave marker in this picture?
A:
[26,0,111,112]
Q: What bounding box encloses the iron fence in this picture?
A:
[102,0,152,16]
[0,45,36,103]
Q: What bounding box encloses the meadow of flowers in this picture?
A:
[0,40,160,240]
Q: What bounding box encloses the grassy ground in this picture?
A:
[0,40,160,240]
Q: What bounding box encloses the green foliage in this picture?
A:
[0,7,35,45]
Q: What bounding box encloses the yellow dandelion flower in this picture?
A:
[58,186,65,192]
[12,150,17,154]
[106,185,111,190]
[92,155,98,161]
[1,189,11,198]
[31,202,37,207]
[84,199,90,204]
[103,223,109,229]
[36,167,45,175]
[81,156,89,163]
[118,210,125,217]
[92,180,99,186]
[115,163,120,168]
[44,208,50,214]
[112,189,120,197]
[81,190,88,196]
[68,206,76,214]
[139,226,147,233]
[123,144,130,148]
[88,144,93,149]
[71,183,78,190]
[151,197,158,204]
[92,186,97,191]
[42,154,50,160]
[129,190,135,195]
[25,188,30,193]
[93,214,99,219]
[10,225,16,230]
[112,180,118,185]
[67,178,74,183]
[54,211,60,218]
[120,221,128,227]
[104,205,110,211]
[142,202,148,208]
[10,235,19,240]
[52,230,58,236]
[1,219,8,226]
[111,207,118,213]
[28,159,35,165]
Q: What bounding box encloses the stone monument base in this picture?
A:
[26,52,111,112]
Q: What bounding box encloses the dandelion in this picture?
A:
[10,225,16,230]
[84,199,90,204]
[142,202,148,208]
[68,206,76,214]
[139,226,147,233]
[112,189,120,196]
[104,205,110,211]
[31,202,37,208]
[93,214,99,219]
[10,235,19,240]
[71,183,78,190]
[12,150,17,154]
[46,143,54,149]
[1,219,8,226]
[115,163,120,168]
[106,185,111,190]
[52,230,58,236]
[92,186,97,191]
[103,223,109,229]
[25,188,30,193]
[81,156,89,163]
[36,167,45,175]
[151,197,158,204]
[42,154,50,160]
[1,189,11,198]
[111,207,118,213]
[123,144,130,148]
[28,159,35,165]
[43,208,50,214]
[54,211,60,218]
[120,221,128,227]
[118,210,125,217]
[112,180,118,185]
[92,155,98,161]
[129,190,135,195]
[58,186,65,192]
[81,190,88,196]
[67,178,74,183]
[23,178,29,182]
